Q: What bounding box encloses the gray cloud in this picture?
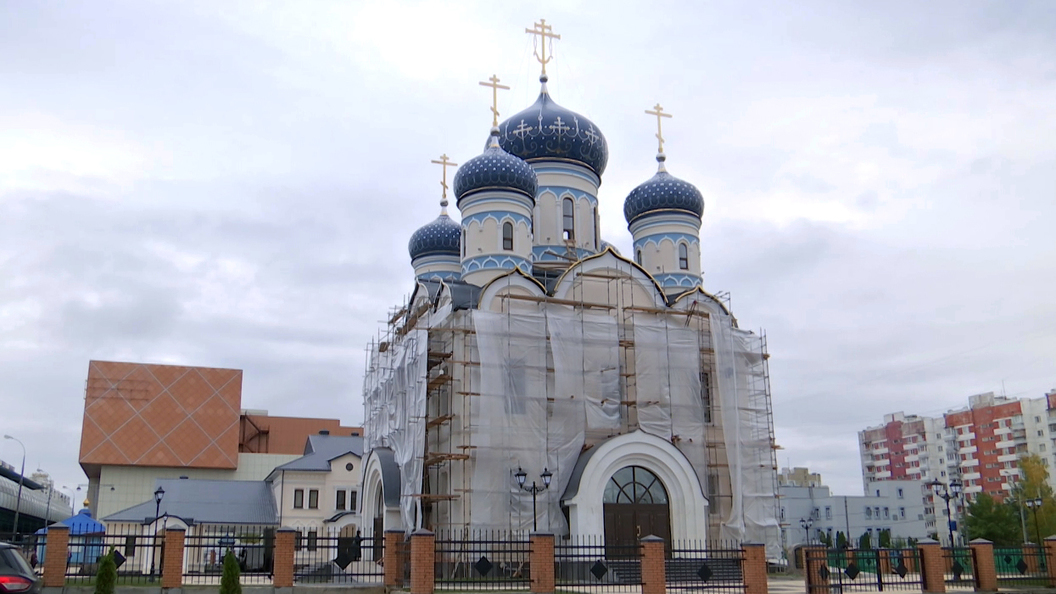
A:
[1,0,1054,499]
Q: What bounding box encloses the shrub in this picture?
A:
[220,550,241,594]
[94,549,117,594]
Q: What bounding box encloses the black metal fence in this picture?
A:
[434,529,531,591]
[62,526,161,585]
[994,545,1047,587]
[807,547,925,593]
[555,534,641,592]
[667,540,745,593]
[292,534,384,584]
[182,525,274,585]
[942,546,975,589]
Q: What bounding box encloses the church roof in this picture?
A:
[408,213,461,261]
[624,161,705,224]
[103,478,277,525]
[454,132,538,202]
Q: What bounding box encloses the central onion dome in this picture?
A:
[623,155,705,224]
[454,130,538,202]
[496,75,608,177]
[408,213,461,260]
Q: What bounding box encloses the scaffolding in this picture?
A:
[362,261,780,555]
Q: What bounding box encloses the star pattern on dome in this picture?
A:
[453,142,538,202]
[408,214,462,260]
[497,91,608,177]
[623,171,705,224]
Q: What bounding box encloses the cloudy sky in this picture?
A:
[1,0,1054,502]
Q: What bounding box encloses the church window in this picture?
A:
[635,249,642,265]
[562,197,575,240]
[603,466,668,504]
[336,490,346,510]
[678,242,689,270]
[294,489,304,509]
[502,222,513,250]
[308,489,319,509]
[461,228,466,257]
[594,207,600,250]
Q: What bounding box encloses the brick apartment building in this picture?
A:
[859,389,1056,539]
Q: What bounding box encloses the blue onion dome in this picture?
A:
[623,155,705,224]
[599,240,620,255]
[496,75,608,177]
[408,213,461,260]
[453,130,538,203]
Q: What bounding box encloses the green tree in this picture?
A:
[818,531,832,547]
[836,531,847,549]
[965,493,1022,546]
[94,549,117,594]
[220,550,241,594]
[878,529,892,548]
[858,531,872,550]
[1010,454,1056,544]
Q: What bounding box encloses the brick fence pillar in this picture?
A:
[42,525,69,588]
[803,545,828,594]
[1044,536,1056,587]
[969,538,997,592]
[530,532,555,594]
[640,536,666,594]
[384,530,405,587]
[742,543,768,594]
[410,529,435,594]
[916,538,944,593]
[161,527,185,589]
[273,527,296,588]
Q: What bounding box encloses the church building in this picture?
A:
[362,21,780,555]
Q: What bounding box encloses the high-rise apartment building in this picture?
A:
[859,389,1056,542]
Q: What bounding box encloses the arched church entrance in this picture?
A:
[603,466,671,556]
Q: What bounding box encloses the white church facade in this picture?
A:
[362,23,780,556]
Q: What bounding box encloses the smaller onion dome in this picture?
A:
[408,212,461,261]
[453,130,538,203]
[623,155,705,225]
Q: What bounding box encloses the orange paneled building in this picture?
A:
[78,360,361,518]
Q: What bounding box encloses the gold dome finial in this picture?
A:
[645,103,673,171]
[430,154,458,214]
[479,74,510,128]
[526,19,560,79]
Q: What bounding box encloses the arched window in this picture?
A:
[594,207,600,250]
[461,229,467,257]
[678,242,689,270]
[635,249,643,265]
[603,466,668,504]
[502,222,513,251]
[562,197,575,241]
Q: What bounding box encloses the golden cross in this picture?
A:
[430,154,458,206]
[525,19,560,77]
[479,74,510,127]
[645,103,673,154]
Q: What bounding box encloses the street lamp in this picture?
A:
[1025,498,1043,545]
[514,467,552,532]
[150,486,165,581]
[4,435,26,537]
[800,517,814,544]
[929,478,963,546]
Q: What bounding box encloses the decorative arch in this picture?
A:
[361,448,402,535]
[562,431,708,540]
[550,250,668,309]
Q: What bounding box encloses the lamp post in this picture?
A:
[1025,498,1043,545]
[800,517,814,545]
[4,435,26,537]
[929,478,963,546]
[150,486,165,581]
[514,467,552,532]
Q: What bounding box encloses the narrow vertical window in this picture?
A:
[308,489,319,509]
[307,530,318,551]
[336,490,346,511]
[562,197,575,240]
[502,221,513,250]
[635,249,642,265]
[294,489,304,509]
[461,228,466,257]
[678,243,689,270]
[594,207,600,250]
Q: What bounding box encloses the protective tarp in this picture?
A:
[471,311,549,531]
[711,312,781,558]
[548,308,621,430]
[362,326,428,532]
[633,316,673,440]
